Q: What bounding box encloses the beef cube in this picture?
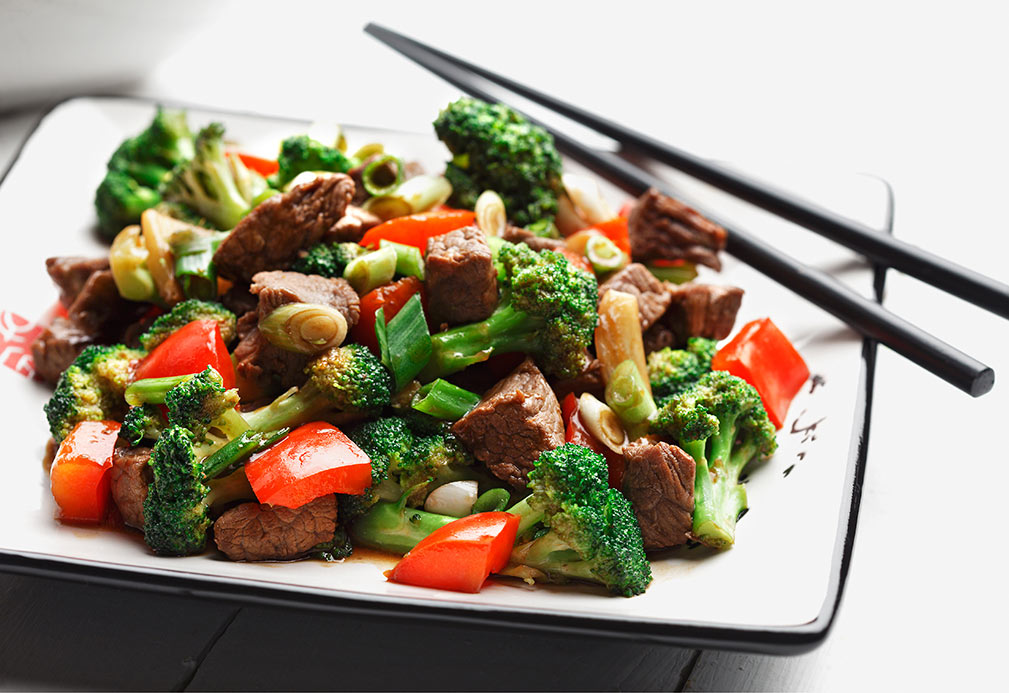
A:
[214,174,355,282]
[111,445,154,531]
[66,269,147,338]
[214,494,338,561]
[627,188,726,270]
[622,440,695,550]
[30,317,96,384]
[598,263,673,330]
[425,225,498,325]
[665,283,744,342]
[452,358,564,488]
[250,270,360,328]
[221,283,259,318]
[233,328,310,397]
[45,256,110,308]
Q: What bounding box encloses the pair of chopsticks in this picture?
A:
[365,23,999,397]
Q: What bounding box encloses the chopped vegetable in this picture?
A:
[344,245,397,294]
[259,302,348,354]
[231,151,279,177]
[586,216,631,256]
[109,224,157,302]
[475,190,506,237]
[50,420,120,523]
[361,154,405,197]
[133,319,236,389]
[380,239,425,280]
[139,299,236,350]
[645,260,698,284]
[711,318,810,429]
[359,209,476,252]
[562,173,616,226]
[594,290,655,434]
[351,276,423,354]
[374,293,432,391]
[585,234,627,275]
[268,134,352,189]
[170,227,228,301]
[423,480,479,517]
[411,379,481,420]
[560,393,625,489]
[245,421,373,508]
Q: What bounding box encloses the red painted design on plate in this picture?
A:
[0,304,62,379]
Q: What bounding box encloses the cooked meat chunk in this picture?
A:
[66,269,146,337]
[642,322,676,355]
[221,284,258,318]
[213,494,338,561]
[598,263,673,330]
[425,225,498,325]
[550,357,605,401]
[250,270,360,327]
[500,225,566,252]
[213,174,355,282]
[664,283,744,342]
[233,328,310,396]
[622,440,695,550]
[627,188,727,270]
[111,445,153,530]
[452,358,564,488]
[236,310,258,340]
[45,256,110,308]
[325,205,382,243]
[30,317,95,384]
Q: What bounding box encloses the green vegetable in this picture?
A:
[160,123,271,230]
[95,107,195,240]
[585,235,626,274]
[347,491,457,555]
[43,345,145,442]
[291,241,366,278]
[138,299,237,351]
[422,241,598,380]
[170,229,228,301]
[645,262,698,285]
[647,337,717,401]
[344,245,397,294]
[120,403,165,446]
[605,359,658,431]
[375,294,432,391]
[243,344,392,432]
[471,487,511,513]
[650,371,778,549]
[268,135,353,189]
[259,303,348,355]
[502,444,652,596]
[361,154,405,197]
[380,239,425,280]
[411,379,480,421]
[434,97,563,226]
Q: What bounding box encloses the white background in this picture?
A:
[2,1,1007,690]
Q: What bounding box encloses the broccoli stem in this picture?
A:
[685,414,749,549]
[508,531,598,583]
[348,496,456,555]
[201,428,287,479]
[241,382,329,432]
[504,496,545,538]
[421,302,541,380]
[125,374,195,405]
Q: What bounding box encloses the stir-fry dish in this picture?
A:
[33,99,811,597]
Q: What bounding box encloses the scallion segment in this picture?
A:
[645,261,698,285]
[375,293,432,391]
[344,245,397,294]
[361,154,405,197]
[380,239,425,280]
[411,379,481,421]
[171,229,227,301]
[605,359,657,430]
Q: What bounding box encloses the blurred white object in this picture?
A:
[0,0,221,111]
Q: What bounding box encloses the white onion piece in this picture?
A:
[577,393,628,453]
[562,173,615,225]
[554,192,590,235]
[424,480,479,517]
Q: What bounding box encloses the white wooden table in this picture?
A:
[1,3,1007,689]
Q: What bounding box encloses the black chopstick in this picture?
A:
[364,23,995,397]
[366,24,1009,322]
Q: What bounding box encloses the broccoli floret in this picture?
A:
[650,371,777,549]
[291,241,367,278]
[503,444,652,596]
[243,344,393,432]
[433,98,563,226]
[395,432,473,495]
[160,123,271,230]
[94,170,162,241]
[423,242,598,380]
[648,337,718,401]
[95,108,195,240]
[142,426,260,556]
[268,135,352,189]
[120,404,166,445]
[139,299,237,350]
[43,345,145,442]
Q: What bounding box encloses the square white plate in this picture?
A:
[0,97,889,653]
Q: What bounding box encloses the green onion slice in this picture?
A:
[412,379,481,421]
[375,293,432,391]
[361,154,405,197]
[380,239,425,280]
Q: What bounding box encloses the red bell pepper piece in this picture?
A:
[556,248,596,276]
[351,276,424,354]
[560,393,625,489]
[50,420,120,523]
[359,209,476,252]
[585,217,631,256]
[388,511,520,593]
[244,421,373,508]
[133,320,235,389]
[712,317,810,429]
[230,151,279,177]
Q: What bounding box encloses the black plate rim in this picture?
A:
[0,94,891,656]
